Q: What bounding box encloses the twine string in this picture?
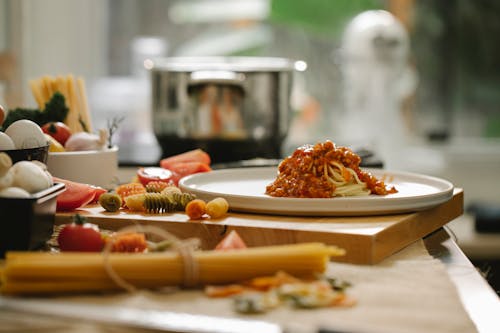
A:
[102,225,200,292]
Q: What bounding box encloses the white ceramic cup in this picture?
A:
[46,146,119,189]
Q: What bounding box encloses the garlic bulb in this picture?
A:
[64,129,108,151]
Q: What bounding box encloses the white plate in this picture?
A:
[179,167,454,216]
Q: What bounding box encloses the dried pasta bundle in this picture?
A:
[0,242,345,295]
[29,74,92,133]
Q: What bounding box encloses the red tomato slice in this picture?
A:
[168,162,212,185]
[54,177,100,211]
[137,167,174,186]
[215,230,247,251]
[90,185,107,203]
[160,149,211,169]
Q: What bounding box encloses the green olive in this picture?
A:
[98,192,122,212]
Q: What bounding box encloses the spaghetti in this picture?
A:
[266,140,397,198]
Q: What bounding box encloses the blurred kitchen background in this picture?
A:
[1,0,499,292]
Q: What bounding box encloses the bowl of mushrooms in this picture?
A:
[0,151,65,257]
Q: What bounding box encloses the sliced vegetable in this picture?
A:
[57,215,104,252]
[160,149,211,169]
[168,161,212,185]
[54,177,100,211]
[137,167,174,186]
[215,230,247,251]
[90,185,107,203]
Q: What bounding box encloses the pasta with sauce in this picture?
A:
[266,140,397,198]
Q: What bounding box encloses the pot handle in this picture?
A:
[188,70,246,86]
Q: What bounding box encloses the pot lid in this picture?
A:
[148,56,306,72]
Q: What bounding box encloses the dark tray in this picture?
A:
[0,182,65,257]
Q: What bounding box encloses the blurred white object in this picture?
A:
[169,0,270,23]
[90,36,167,164]
[339,10,417,168]
[131,37,168,78]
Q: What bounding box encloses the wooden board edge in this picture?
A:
[370,189,464,264]
[55,214,375,264]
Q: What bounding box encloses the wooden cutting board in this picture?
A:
[55,189,463,265]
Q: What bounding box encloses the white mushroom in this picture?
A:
[0,132,15,150]
[4,119,48,149]
[0,186,30,198]
[0,152,12,176]
[0,152,13,189]
[0,168,14,189]
[11,160,53,193]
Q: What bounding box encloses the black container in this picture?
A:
[0,182,65,258]
[2,145,49,164]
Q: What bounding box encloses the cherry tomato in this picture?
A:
[54,177,100,211]
[42,122,72,146]
[57,215,104,252]
[215,230,247,251]
[137,167,174,186]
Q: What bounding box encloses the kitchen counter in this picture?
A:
[2,165,493,332]
[1,227,499,332]
[448,215,500,260]
[426,227,499,333]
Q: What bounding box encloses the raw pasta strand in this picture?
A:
[77,77,93,132]
[28,73,93,133]
[29,79,44,109]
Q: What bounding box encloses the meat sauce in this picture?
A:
[265,141,397,198]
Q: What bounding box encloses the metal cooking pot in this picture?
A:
[149,56,304,164]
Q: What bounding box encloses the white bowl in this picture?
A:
[46,146,119,189]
